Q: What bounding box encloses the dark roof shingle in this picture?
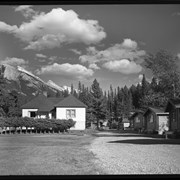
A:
[144,107,168,116]
[21,94,53,110]
[21,94,87,111]
[55,95,87,108]
[169,98,180,107]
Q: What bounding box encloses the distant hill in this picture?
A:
[0,64,69,104]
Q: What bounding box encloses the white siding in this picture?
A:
[124,123,130,128]
[22,109,38,117]
[158,115,169,134]
[56,107,86,130]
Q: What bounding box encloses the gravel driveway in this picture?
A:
[89,131,180,174]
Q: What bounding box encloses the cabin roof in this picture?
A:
[144,107,168,116]
[165,98,180,112]
[21,94,54,111]
[54,94,87,108]
[21,94,87,111]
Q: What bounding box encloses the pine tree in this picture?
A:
[116,87,124,129]
[122,86,133,118]
[150,76,158,92]
[91,79,106,129]
[63,89,69,97]
[134,83,142,109]
[141,74,149,97]
[78,81,82,92]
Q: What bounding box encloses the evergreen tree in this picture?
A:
[63,89,69,97]
[78,81,82,92]
[122,86,132,118]
[145,50,180,98]
[91,79,106,129]
[129,84,137,109]
[151,76,158,92]
[56,90,63,97]
[116,87,124,129]
[134,83,142,109]
[141,74,149,97]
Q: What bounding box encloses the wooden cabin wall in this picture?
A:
[146,112,157,133]
[170,108,178,131]
[134,114,144,129]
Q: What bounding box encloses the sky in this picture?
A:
[0,4,180,91]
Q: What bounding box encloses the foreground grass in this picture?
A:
[0,133,102,175]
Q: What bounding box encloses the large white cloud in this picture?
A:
[0,57,28,67]
[0,7,106,50]
[79,39,146,74]
[36,63,94,80]
[103,59,142,74]
[80,39,146,64]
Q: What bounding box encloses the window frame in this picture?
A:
[29,111,36,118]
[66,109,76,119]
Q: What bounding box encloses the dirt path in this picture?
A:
[89,131,180,174]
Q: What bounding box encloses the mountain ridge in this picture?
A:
[0,64,69,99]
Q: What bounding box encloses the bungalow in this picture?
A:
[121,118,130,130]
[165,99,180,132]
[143,107,169,135]
[21,94,87,130]
[129,110,145,132]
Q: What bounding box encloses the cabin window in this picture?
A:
[135,117,140,123]
[149,114,154,123]
[30,111,36,118]
[66,109,76,119]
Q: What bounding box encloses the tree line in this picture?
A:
[1,50,180,129]
[69,50,180,129]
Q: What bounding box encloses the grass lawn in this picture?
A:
[0,133,101,175]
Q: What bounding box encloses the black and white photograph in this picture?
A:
[0,2,180,176]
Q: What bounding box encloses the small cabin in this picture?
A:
[144,107,169,134]
[121,118,130,130]
[130,110,145,132]
[165,99,180,132]
[21,94,87,130]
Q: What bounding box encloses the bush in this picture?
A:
[0,117,76,133]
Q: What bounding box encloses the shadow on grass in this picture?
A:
[108,138,180,145]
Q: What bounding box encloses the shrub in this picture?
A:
[0,117,76,133]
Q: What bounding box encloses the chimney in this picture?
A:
[43,91,48,97]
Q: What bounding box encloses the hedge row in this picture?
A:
[0,117,76,132]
